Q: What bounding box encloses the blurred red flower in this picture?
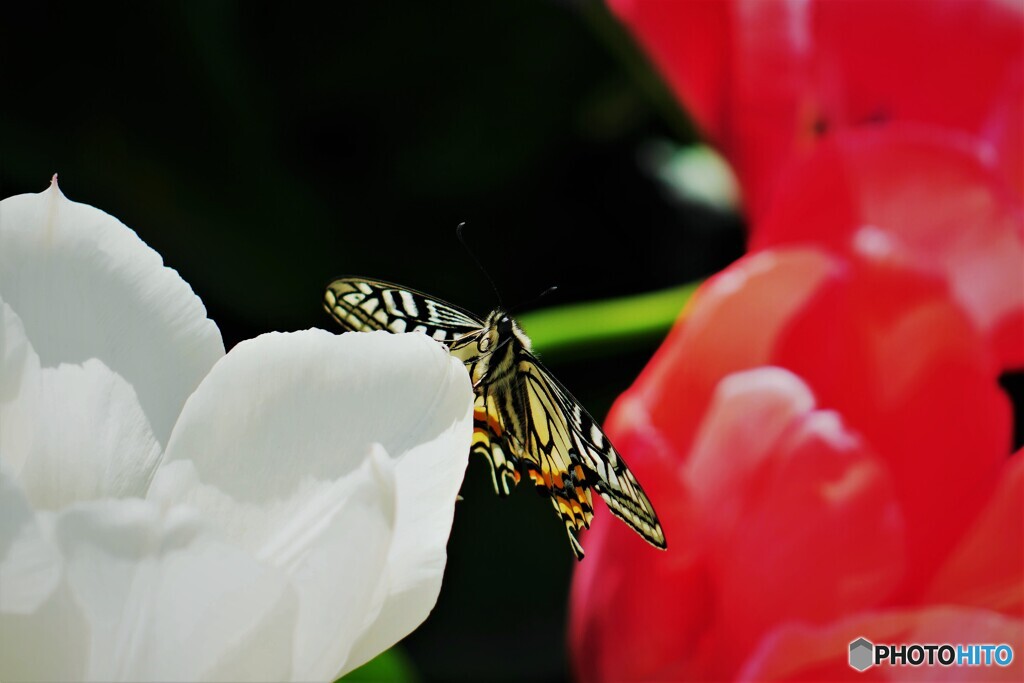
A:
[750,127,1024,370]
[569,247,1021,681]
[574,2,1024,679]
[609,0,1024,219]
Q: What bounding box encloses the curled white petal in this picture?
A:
[344,415,477,672]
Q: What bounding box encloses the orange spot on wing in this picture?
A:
[557,497,573,517]
[473,408,504,437]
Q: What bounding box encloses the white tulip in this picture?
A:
[0,179,474,682]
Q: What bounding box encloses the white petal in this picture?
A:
[0,181,225,444]
[3,296,160,507]
[150,329,472,677]
[288,446,398,680]
[1,298,41,475]
[343,412,475,672]
[0,466,90,682]
[150,448,397,680]
[0,464,62,613]
[54,500,298,682]
[1,295,32,401]
[158,330,471,507]
[11,359,162,509]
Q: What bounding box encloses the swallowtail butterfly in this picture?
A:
[324,277,666,559]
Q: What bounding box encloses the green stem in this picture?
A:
[518,281,700,361]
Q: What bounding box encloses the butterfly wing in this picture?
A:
[324,277,484,343]
[519,353,666,559]
[463,348,594,558]
[471,391,522,498]
[325,277,521,505]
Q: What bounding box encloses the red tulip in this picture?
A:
[569,248,1020,680]
[585,3,1024,679]
[609,0,1024,218]
[751,126,1024,370]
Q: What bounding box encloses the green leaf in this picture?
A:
[337,647,418,683]
[519,280,700,361]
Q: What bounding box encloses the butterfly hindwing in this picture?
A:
[519,354,665,557]
[471,392,521,497]
[513,357,594,558]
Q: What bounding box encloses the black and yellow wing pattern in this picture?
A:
[518,357,665,556]
[324,277,667,559]
[323,277,482,341]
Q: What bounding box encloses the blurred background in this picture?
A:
[1,2,745,681]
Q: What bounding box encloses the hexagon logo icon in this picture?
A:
[849,637,874,672]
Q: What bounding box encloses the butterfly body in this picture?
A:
[324,277,666,559]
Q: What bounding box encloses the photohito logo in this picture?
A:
[848,638,873,672]
[848,637,1014,672]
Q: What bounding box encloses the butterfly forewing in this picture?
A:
[323,277,667,559]
[325,277,482,340]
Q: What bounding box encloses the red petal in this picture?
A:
[574,365,906,680]
[926,450,1024,617]
[754,127,1024,370]
[624,248,1011,587]
[684,368,817,545]
[608,0,731,134]
[691,369,905,673]
[611,0,1024,214]
[624,247,839,460]
[774,257,1012,593]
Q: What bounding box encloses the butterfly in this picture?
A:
[324,277,666,559]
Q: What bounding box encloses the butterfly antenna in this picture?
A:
[457,222,504,309]
[508,284,559,317]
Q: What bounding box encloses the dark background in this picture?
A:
[1,2,745,681]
